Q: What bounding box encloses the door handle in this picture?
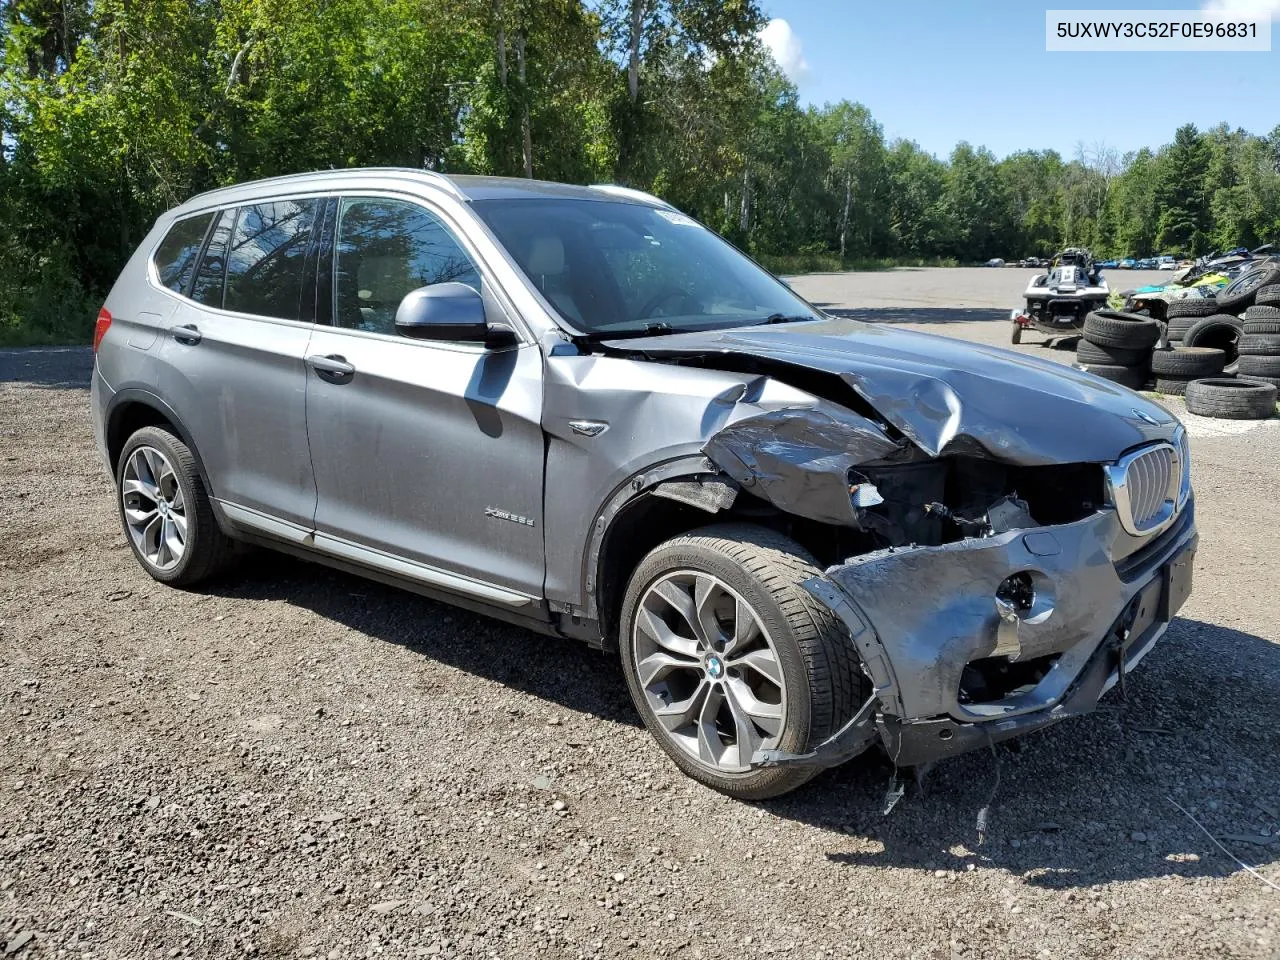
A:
[306,354,356,383]
[172,324,202,346]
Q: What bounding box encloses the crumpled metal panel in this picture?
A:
[606,314,1180,462]
[702,405,900,526]
[812,502,1196,722]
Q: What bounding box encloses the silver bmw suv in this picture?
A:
[92,169,1197,798]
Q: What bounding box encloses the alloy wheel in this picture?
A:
[121,446,187,571]
[632,571,786,774]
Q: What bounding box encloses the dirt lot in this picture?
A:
[3,270,1279,960]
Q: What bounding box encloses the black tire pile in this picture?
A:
[1238,284,1280,391]
[1076,309,1161,389]
[1074,260,1280,419]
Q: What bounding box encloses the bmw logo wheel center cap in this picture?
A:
[705,654,725,680]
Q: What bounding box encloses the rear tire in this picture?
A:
[116,426,233,586]
[618,523,866,800]
[1010,323,1022,345]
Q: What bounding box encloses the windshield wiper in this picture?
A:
[579,321,675,341]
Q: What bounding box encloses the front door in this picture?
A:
[304,195,546,601]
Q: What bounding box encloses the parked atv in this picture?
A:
[1010,248,1109,344]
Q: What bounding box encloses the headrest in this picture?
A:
[357,256,408,301]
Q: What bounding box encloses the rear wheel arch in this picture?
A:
[105,392,215,497]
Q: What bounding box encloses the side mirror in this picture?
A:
[395,283,489,342]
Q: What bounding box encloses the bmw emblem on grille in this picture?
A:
[1133,408,1159,425]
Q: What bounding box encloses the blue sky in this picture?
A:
[759,0,1279,160]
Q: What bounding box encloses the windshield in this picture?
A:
[471,198,820,336]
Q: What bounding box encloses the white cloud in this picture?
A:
[1201,0,1280,19]
[760,19,810,83]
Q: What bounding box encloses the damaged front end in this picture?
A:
[694,402,1197,773]
[742,433,1197,772]
[589,316,1198,772]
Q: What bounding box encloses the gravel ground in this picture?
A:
[3,272,1279,960]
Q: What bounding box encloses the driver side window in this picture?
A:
[333,198,482,334]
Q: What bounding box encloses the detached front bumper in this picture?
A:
[757,501,1197,770]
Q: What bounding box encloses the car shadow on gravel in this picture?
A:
[202,550,640,725]
[760,617,1280,889]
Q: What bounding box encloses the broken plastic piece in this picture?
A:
[702,404,900,526]
[751,694,878,769]
[882,774,906,816]
[991,595,1024,661]
[924,501,988,533]
[649,477,738,514]
[987,495,1036,534]
[849,482,884,508]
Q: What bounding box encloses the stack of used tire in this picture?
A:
[1239,283,1280,391]
[1165,296,1224,349]
[1075,309,1160,388]
[1172,259,1280,363]
[1150,344,1225,395]
[1150,260,1280,419]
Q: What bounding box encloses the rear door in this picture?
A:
[158,198,322,528]
[303,193,546,601]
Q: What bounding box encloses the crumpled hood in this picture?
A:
[605,316,1179,464]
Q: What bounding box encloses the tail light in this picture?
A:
[93,307,112,353]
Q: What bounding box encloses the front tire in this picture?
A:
[619,524,866,800]
[1010,323,1022,344]
[116,426,233,586]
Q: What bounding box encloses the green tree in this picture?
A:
[1154,123,1210,254]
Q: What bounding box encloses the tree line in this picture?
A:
[3,0,1280,343]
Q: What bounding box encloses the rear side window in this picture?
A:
[333,198,481,334]
[153,214,213,295]
[191,209,235,307]
[224,199,320,320]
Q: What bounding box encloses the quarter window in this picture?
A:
[153,214,214,295]
[333,198,482,334]
[191,209,235,307]
[224,199,320,320]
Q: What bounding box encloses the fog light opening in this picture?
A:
[959,653,1063,705]
[996,572,1035,614]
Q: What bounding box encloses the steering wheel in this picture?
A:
[635,286,694,320]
